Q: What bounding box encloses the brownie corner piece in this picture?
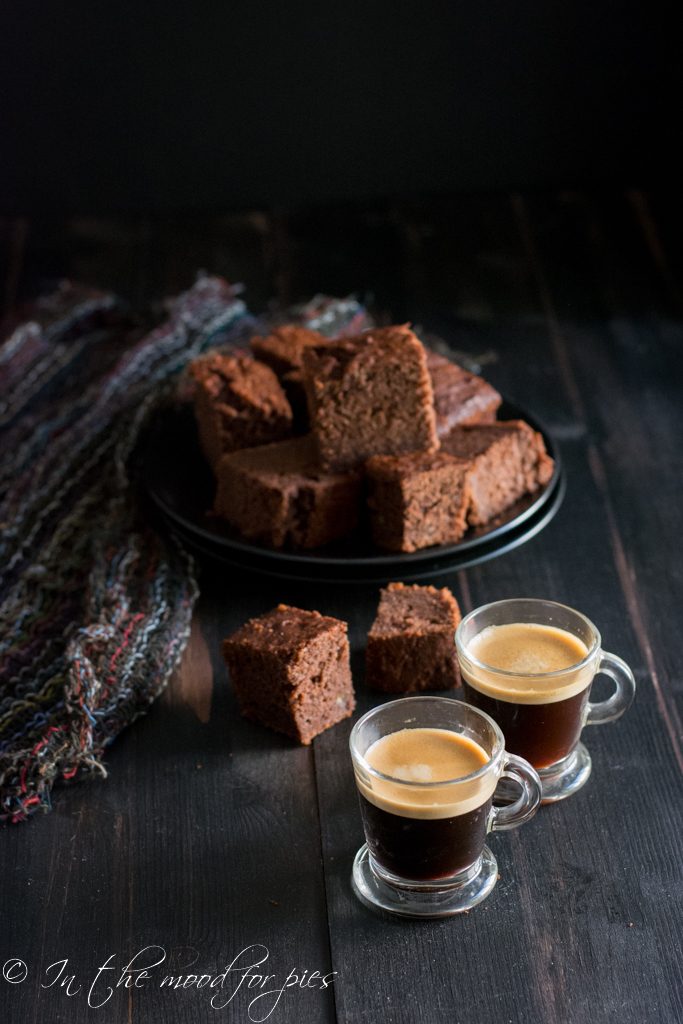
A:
[213,435,361,549]
[511,418,555,488]
[442,419,554,526]
[222,604,355,744]
[189,351,293,469]
[250,324,327,376]
[366,450,471,552]
[250,325,327,430]
[366,582,462,692]
[303,324,439,471]
[426,349,502,435]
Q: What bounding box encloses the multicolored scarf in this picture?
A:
[0,277,368,823]
[0,276,258,823]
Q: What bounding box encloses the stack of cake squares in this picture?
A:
[189,323,553,552]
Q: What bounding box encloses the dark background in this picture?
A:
[0,1,677,215]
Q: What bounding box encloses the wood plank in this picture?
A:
[390,194,541,325]
[518,191,683,740]
[626,190,683,312]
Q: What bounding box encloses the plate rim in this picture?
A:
[160,471,566,584]
[144,397,562,570]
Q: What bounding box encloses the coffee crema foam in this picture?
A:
[462,622,594,704]
[357,727,497,819]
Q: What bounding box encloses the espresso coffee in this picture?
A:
[356,727,495,881]
[460,622,593,769]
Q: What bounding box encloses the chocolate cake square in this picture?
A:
[366,583,462,692]
[441,419,554,525]
[250,325,329,429]
[303,325,439,472]
[426,350,502,437]
[366,450,471,553]
[250,325,327,377]
[223,604,355,744]
[189,352,293,469]
[213,436,362,549]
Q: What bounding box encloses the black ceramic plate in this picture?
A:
[142,401,564,583]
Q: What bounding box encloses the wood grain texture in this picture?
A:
[1,193,681,1024]
[520,192,683,744]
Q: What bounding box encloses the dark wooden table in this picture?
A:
[1,192,681,1024]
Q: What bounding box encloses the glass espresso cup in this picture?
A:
[349,696,541,918]
[456,599,636,803]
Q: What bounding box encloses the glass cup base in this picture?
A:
[351,844,498,918]
[538,741,592,803]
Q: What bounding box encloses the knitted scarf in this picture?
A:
[0,276,257,823]
[0,278,368,824]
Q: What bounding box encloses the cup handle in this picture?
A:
[490,754,542,832]
[585,650,636,726]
